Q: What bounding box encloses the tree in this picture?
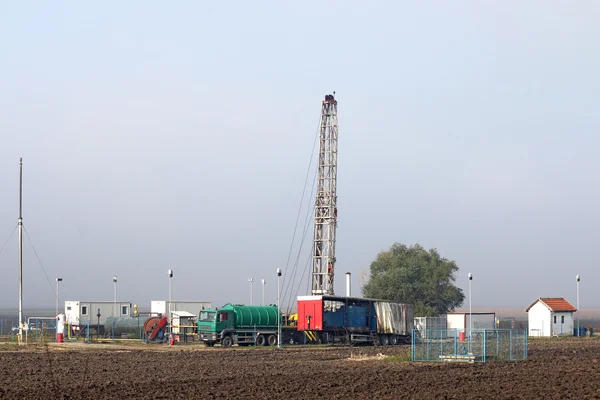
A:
[362,243,465,317]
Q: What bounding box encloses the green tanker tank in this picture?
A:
[198,304,283,347]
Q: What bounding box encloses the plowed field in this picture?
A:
[0,338,598,399]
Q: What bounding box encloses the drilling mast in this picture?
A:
[311,93,338,295]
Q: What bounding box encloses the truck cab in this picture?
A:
[198,309,234,346]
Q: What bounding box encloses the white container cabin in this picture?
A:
[65,301,132,328]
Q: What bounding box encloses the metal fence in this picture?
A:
[412,329,528,362]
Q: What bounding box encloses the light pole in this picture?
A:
[168,269,173,337]
[56,277,62,341]
[261,279,266,305]
[248,278,253,305]
[113,275,118,317]
[576,274,580,337]
[468,273,472,340]
[55,278,63,317]
[277,268,282,348]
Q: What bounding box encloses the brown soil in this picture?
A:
[0,338,599,399]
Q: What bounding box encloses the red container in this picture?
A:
[57,333,64,343]
[169,335,175,346]
[458,332,465,342]
[297,297,324,331]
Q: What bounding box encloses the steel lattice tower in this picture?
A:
[312,93,338,295]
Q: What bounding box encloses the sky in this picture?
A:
[0,1,599,313]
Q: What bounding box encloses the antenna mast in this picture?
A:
[312,93,338,295]
[18,158,23,344]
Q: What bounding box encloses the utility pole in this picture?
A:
[113,275,117,317]
[468,273,473,343]
[18,158,23,344]
[248,278,253,305]
[261,279,266,305]
[312,93,338,296]
[576,275,580,337]
[55,277,62,338]
[277,268,282,348]
[168,269,173,337]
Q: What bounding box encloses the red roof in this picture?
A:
[526,297,577,312]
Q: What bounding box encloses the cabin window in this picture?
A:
[561,315,564,323]
[67,306,71,311]
[82,306,88,315]
[218,313,228,322]
[554,316,556,324]
[122,306,128,315]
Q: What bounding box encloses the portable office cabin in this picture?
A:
[64,301,132,327]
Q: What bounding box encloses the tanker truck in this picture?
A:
[198,304,301,347]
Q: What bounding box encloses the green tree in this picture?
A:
[362,243,464,316]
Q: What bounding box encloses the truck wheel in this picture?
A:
[222,336,233,348]
[267,335,277,346]
[390,335,398,345]
[256,335,266,346]
[380,335,389,346]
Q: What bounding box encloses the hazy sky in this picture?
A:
[1,1,599,313]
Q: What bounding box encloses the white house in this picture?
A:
[526,297,576,337]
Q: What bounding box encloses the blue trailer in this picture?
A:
[297,295,413,345]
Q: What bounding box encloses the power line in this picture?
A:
[282,168,318,313]
[0,225,17,256]
[23,226,56,297]
[280,112,322,309]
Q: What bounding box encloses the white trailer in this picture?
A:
[150,301,212,318]
[65,301,132,329]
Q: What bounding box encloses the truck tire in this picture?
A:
[222,336,233,348]
[256,335,267,346]
[390,335,398,345]
[267,335,277,346]
[380,334,389,346]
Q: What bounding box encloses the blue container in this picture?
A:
[580,327,586,336]
[347,305,368,327]
[574,328,578,336]
[323,306,345,327]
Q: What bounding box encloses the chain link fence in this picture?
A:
[412,329,528,362]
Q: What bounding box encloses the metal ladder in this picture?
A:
[370,331,380,346]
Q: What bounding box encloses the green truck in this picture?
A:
[198,304,285,347]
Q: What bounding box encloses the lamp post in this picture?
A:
[168,269,173,337]
[277,268,282,348]
[576,274,580,337]
[261,279,266,305]
[112,275,117,317]
[55,278,63,317]
[55,277,62,341]
[468,273,472,340]
[248,278,253,305]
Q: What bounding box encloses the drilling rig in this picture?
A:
[311,93,338,296]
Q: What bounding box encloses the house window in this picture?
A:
[561,315,564,323]
[122,306,128,315]
[67,306,71,311]
[82,306,88,315]
[554,316,556,324]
